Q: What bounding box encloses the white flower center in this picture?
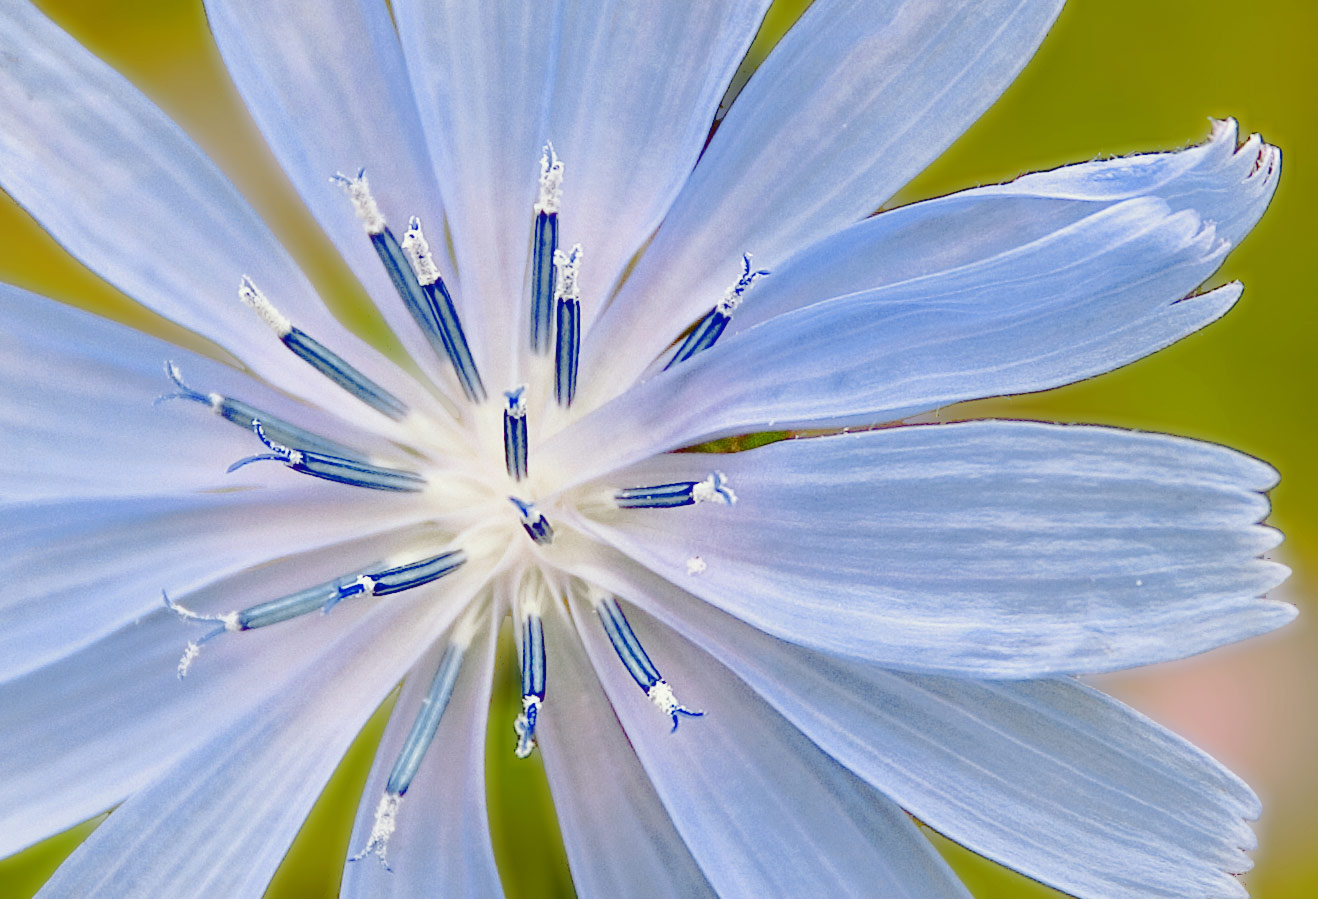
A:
[160,153,757,867]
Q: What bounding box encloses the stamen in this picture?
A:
[615,472,736,509]
[162,591,238,678]
[594,594,702,731]
[367,549,467,597]
[227,420,426,492]
[513,612,546,758]
[353,625,471,869]
[529,143,563,354]
[399,217,441,285]
[237,275,293,336]
[509,496,554,545]
[535,143,565,215]
[691,472,737,504]
[330,168,386,235]
[353,794,401,872]
[159,362,366,461]
[332,171,448,380]
[503,387,528,481]
[177,640,202,678]
[553,244,582,407]
[239,276,408,421]
[386,645,464,794]
[664,254,768,370]
[164,550,465,674]
[401,217,486,402]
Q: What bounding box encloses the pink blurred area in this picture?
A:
[1096,572,1317,897]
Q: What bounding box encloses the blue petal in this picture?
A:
[725,119,1279,338]
[582,0,1064,402]
[0,489,442,682]
[564,124,1280,446]
[391,0,559,388]
[542,1,769,331]
[0,284,402,501]
[569,591,973,898]
[537,603,715,899]
[584,556,1263,899]
[203,0,464,396]
[550,186,1254,474]
[33,560,490,899]
[569,422,1291,677]
[0,3,428,423]
[0,529,398,857]
[340,617,502,898]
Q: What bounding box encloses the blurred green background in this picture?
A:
[2,1,1315,897]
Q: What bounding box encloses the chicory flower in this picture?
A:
[0,1,1290,896]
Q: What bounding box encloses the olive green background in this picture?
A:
[2,1,1315,897]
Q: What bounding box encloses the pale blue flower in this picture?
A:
[0,1,1291,897]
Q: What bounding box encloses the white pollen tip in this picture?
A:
[647,680,703,731]
[163,591,229,627]
[351,792,401,870]
[692,472,736,505]
[513,696,541,759]
[401,216,441,286]
[685,556,707,576]
[332,169,386,235]
[177,641,201,678]
[535,143,564,214]
[648,681,678,714]
[552,244,582,302]
[717,252,770,315]
[163,594,200,621]
[238,277,292,336]
[159,361,224,412]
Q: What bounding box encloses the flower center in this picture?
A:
[158,152,754,868]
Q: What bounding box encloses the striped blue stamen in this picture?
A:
[401,217,486,403]
[615,482,695,508]
[504,387,528,481]
[553,244,581,407]
[510,496,554,545]
[164,572,361,644]
[386,643,465,797]
[596,595,702,731]
[331,171,467,392]
[615,472,736,509]
[663,307,729,370]
[239,277,408,421]
[354,638,468,869]
[530,213,558,353]
[529,143,563,354]
[158,362,366,461]
[368,226,433,337]
[227,420,425,492]
[281,328,408,420]
[514,613,546,758]
[368,549,467,596]
[664,253,768,370]
[163,549,465,677]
